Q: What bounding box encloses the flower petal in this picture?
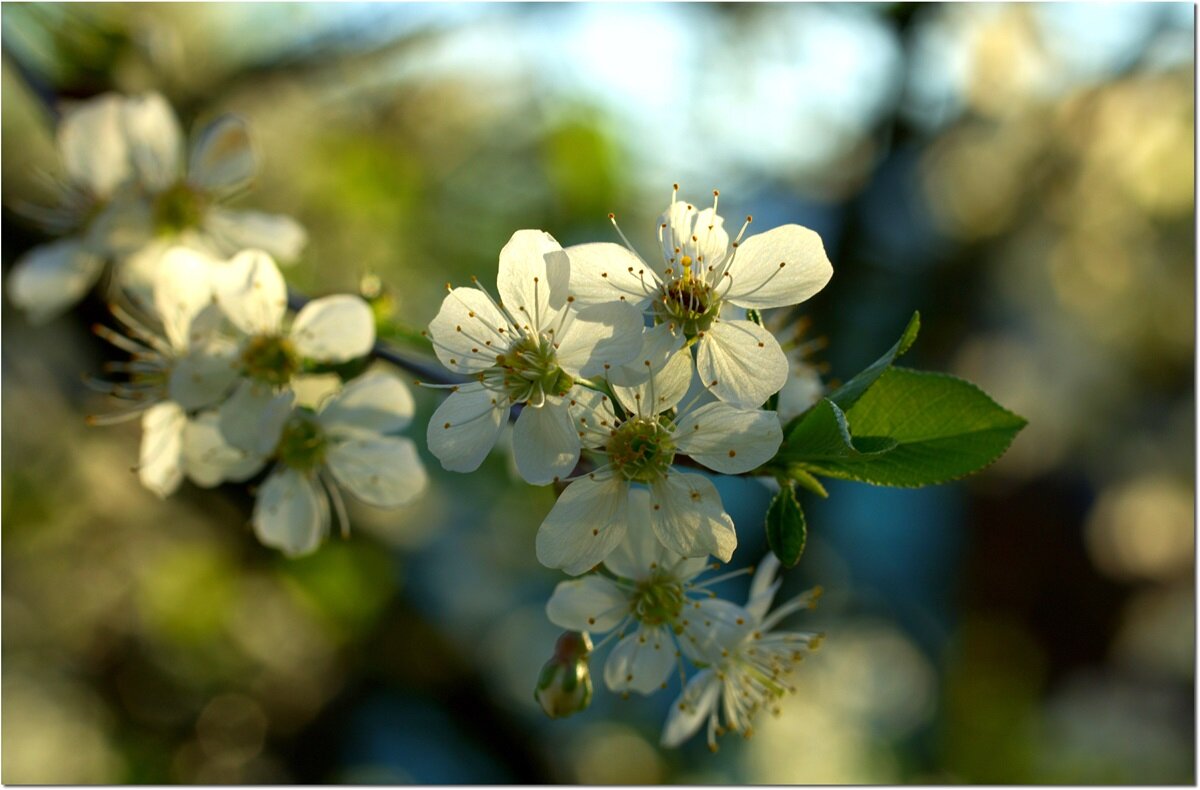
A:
[325,436,427,508]
[566,385,619,449]
[318,371,415,438]
[648,473,736,562]
[57,93,131,198]
[87,193,155,256]
[496,229,570,332]
[660,668,720,748]
[512,398,580,485]
[678,598,755,663]
[745,552,782,624]
[553,300,646,378]
[187,115,257,195]
[426,383,508,473]
[218,380,293,455]
[213,249,287,336]
[674,401,782,474]
[121,92,184,192]
[545,574,628,633]
[563,242,657,307]
[6,239,104,322]
[252,468,327,556]
[138,402,187,498]
[427,286,512,374]
[723,224,833,309]
[114,236,174,309]
[695,319,788,408]
[183,410,266,486]
[606,320,682,384]
[604,626,676,695]
[289,294,375,363]
[203,207,308,263]
[535,474,630,575]
[603,488,676,580]
[168,340,240,411]
[611,327,692,417]
[153,246,218,351]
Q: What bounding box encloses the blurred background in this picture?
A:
[1,2,1194,783]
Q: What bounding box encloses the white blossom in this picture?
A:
[212,249,375,454]
[87,246,240,497]
[661,553,823,751]
[566,188,833,408]
[247,372,428,556]
[6,92,307,320]
[107,93,307,300]
[7,95,136,322]
[534,345,783,574]
[425,229,644,484]
[546,488,756,695]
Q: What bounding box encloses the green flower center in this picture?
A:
[153,183,207,234]
[653,275,720,338]
[276,410,327,472]
[240,334,299,386]
[607,417,675,483]
[630,572,685,626]
[490,334,573,405]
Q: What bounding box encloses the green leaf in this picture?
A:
[765,482,807,568]
[827,311,920,411]
[778,398,898,463]
[803,367,1027,487]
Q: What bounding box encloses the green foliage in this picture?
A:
[765,482,807,568]
[826,311,920,411]
[807,368,1027,487]
[778,398,897,464]
[764,312,1027,564]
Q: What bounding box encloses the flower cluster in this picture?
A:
[13,91,846,752]
[11,93,428,557]
[8,91,305,322]
[92,245,426,555]
[424,187,833,748]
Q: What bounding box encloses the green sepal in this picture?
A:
[789,467,829,498]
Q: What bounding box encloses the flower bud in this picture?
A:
[534,631,593,719]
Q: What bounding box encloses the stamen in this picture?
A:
[319,470,351,539]
[608,213,640,257]
[109,305,172,355]
[688,565,755,591]
[92,324,153,356]
[84,403,154,426]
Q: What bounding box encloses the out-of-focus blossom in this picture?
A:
[231,372,428,556]
[6,92,308,320]
[109,93,308,300]
[7,95,136,322]
[88,246,240,496]
[212,249,375,454]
